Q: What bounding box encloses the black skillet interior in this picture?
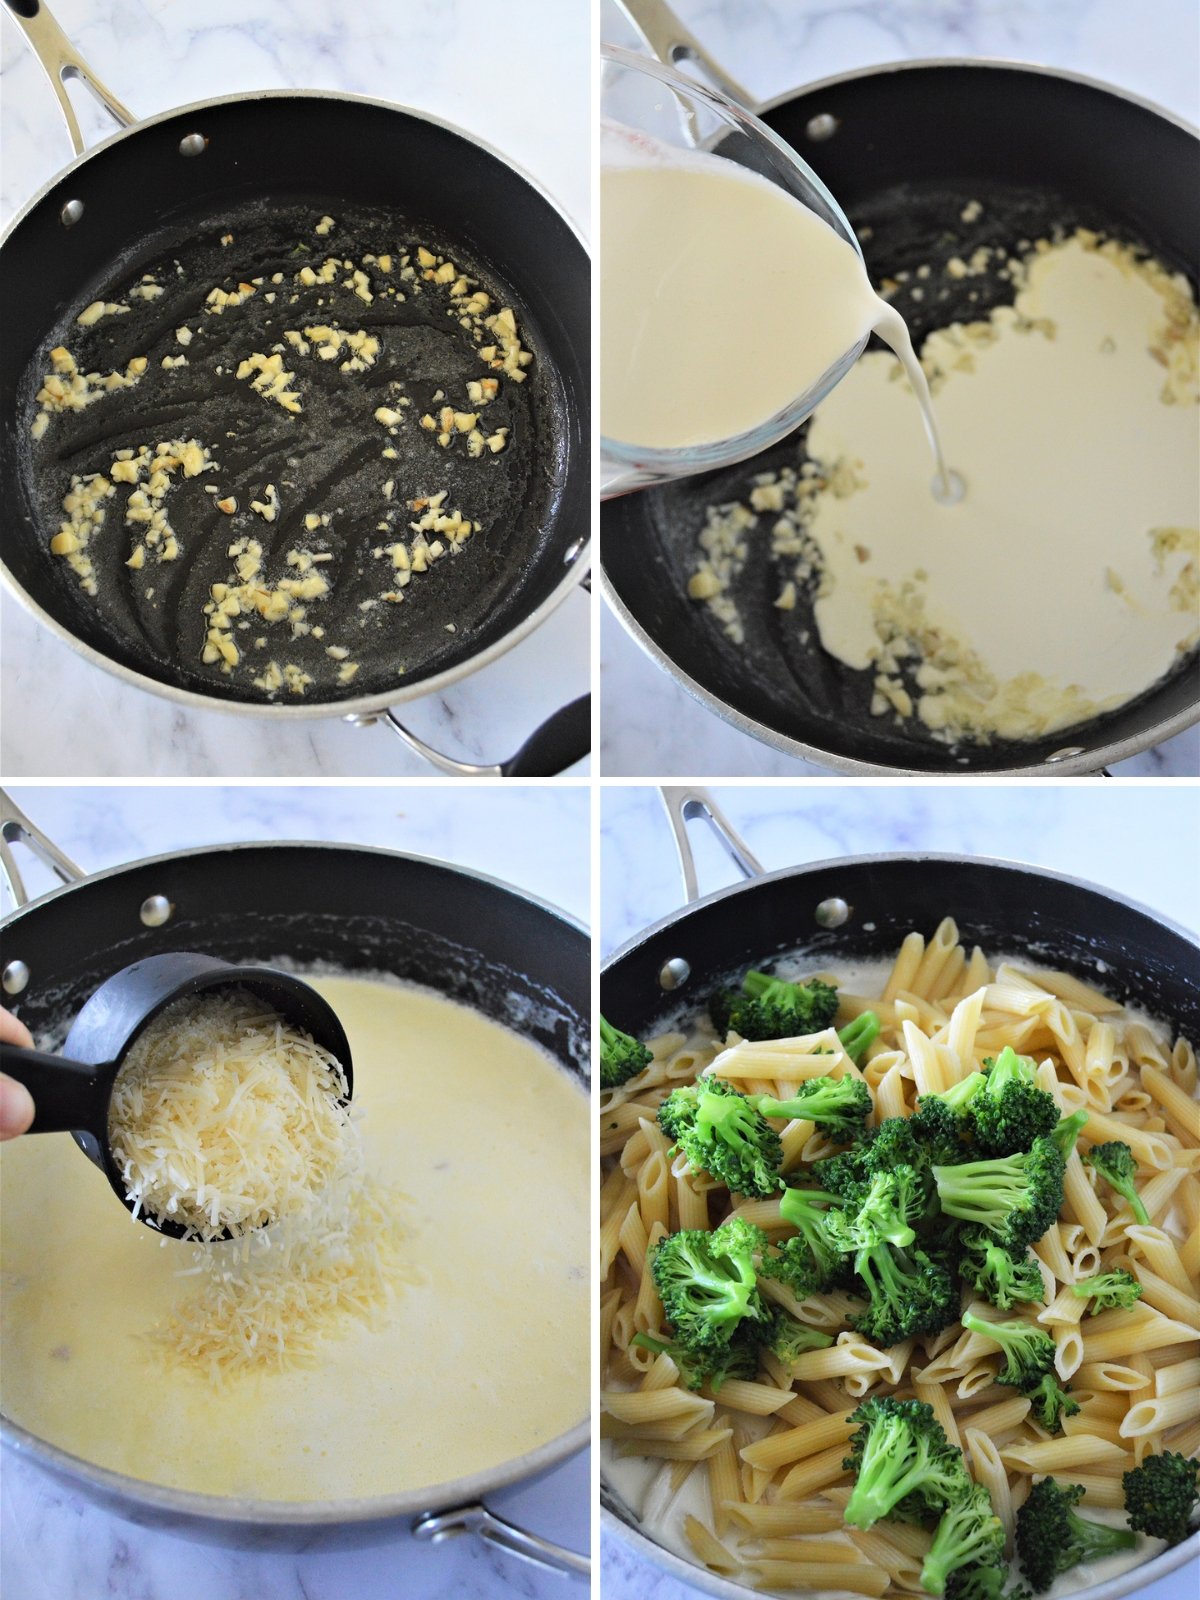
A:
[602,857,1200,1046]
[601,65,1200,772]
[1,96,589,705]
[1,843,589,1074]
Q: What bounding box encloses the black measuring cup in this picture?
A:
[0,951,352,1238]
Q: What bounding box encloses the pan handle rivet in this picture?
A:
[659,957,691,991]
[806,114,839,142]
[2,960,30,997]
[60,199,85,228]
[139,895,174,928]
[179,133,208,158]
[815,897,852,929]
[1047,746,1085,762]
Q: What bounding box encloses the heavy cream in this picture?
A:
[600,125,951,492]
[801,233,1200,741]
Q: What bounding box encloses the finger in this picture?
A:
[0,1010,34,1049]
[0,1074,35,1140]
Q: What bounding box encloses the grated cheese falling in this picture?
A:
[108,990,410,1380]
[108,991,350,1241]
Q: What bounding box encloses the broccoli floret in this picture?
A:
[909,1095,976,1167]
[599,1016,652,1088]
[1070,1269,1142,1311]
[945,1565,1030,1600]
[839,1011,881,1065]
[709,969,839,1042]
[1026,1372,1081,1433]
[772,1186,850,1288]
[1015,1478,1135,1592]
[836,1168,922,1252]
[1083,1141,1150,1226]
[842,1396,971,1530]
[1122,1451,1200,1546]
[1051,1110,1089,1160]
[658,1078,782,1197]
[631,1328,758,1391]
[750,1074,873,1141]
[960,1311,1078,1431]
[922,1482,1006,1596]
[933,1136,1065,1250]
[762,1303,836,1369]
[851,1242,959,1348]
[960,1229,1046,1310]
[649,1220,769,1355]
[971,1048,1061,1157]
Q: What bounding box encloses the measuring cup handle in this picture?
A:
[0,1042,108,1135]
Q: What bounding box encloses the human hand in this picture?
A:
[0,1009,35,1140]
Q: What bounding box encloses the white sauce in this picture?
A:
[600,124,951,490]
[803,235,1200,739]
[0,976,589,1501]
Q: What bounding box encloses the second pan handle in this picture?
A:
[659,787,765,905]
[1,0,134,157]
[611,0,754,107]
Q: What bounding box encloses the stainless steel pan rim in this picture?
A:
[0,85,590,721]
[602,847,1200,970]
[600,1504,1200,1600]
[0,829,588,1556]
[599,54,1200,775]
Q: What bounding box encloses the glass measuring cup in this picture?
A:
[601,44,873,498]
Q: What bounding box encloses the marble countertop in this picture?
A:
[599,0,1200,779]
[600,780,1199,1600]
[0,783,590,1600]
[0,0,589,778]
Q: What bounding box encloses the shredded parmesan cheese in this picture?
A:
[108,992,350,1241]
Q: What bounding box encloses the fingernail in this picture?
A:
[0,1076,35,1139]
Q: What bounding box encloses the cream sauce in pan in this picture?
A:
[0,975,589,1500]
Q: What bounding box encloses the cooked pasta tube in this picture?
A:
[724,1501,846,1535]
[747,1560,888,1594]
[777,1441,855,1501]
[739,1410,856,1471]
[683,1514,740,1574]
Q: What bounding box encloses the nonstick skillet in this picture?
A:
[0,0,590,775]
[600,785,1200,1599]
[601,2,1200,776]
[0,790,588,1567]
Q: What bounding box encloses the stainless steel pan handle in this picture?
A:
[413,1502,588,1578]
[0,790,84,911]
[347,695,591,777]
[660,786,765,904]
[1,0,134,156]
[611,0,753,107]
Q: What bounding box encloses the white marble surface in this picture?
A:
[0,0,589,778]
[599,0,1200,778]
[0,783,590,1600]
[600,781,1200,1600]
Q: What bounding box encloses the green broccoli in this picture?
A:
[1122,1450,1200,1546]
[851,1242,959,1348]
[658,1078,782,1197]
[932,1136,1065,1251]
[771,1186,851,1288]
[909,1093,978,1158]
[599,1016,651,1089]
[1070,1269,1142,1311]
[1083,1141,1150,1226]
[710,969,839,1042]
[630,1328,758,1391]
[839,1011,882,1065]
[922,1482,1006,1596]
[960,1311,1079,1431]
[971,1048,1061,1157]
[836,1168,922,1252]
[1015,1477,1135,1592]
[749,1074,873,1141]
[1051,1110,1090,1160]
[762,1304,836,1369]
[842,1396,971,1530]
[960,1229,1046,1310]
[649,1219,770,1356]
